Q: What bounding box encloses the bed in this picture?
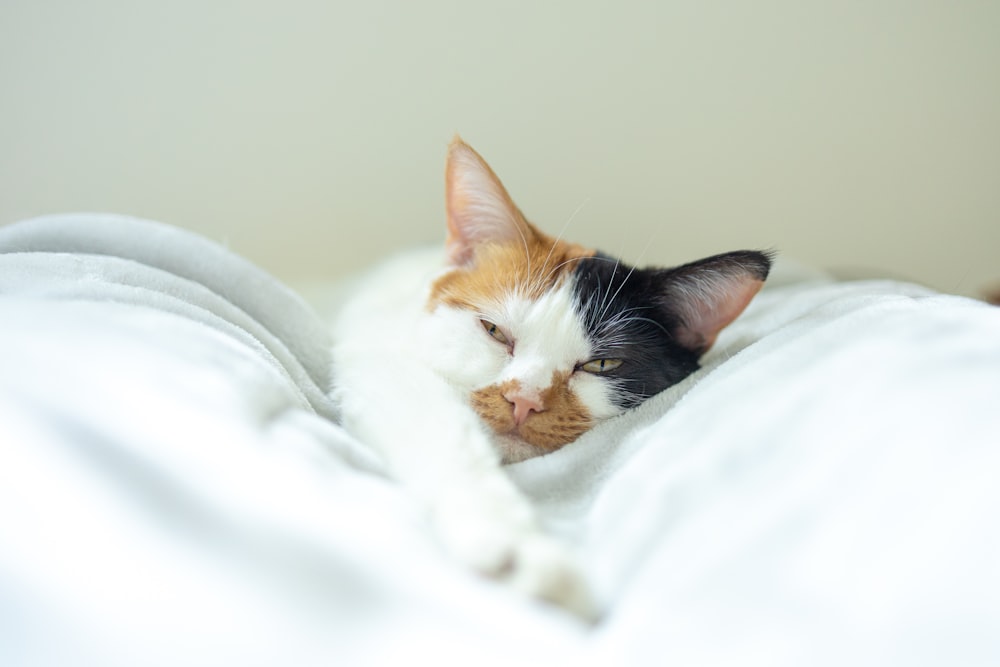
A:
[2,213,998,666]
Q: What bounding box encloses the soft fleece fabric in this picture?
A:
[1,214,998,666]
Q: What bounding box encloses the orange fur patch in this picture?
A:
[470,373,592,451]
[429,226,596,310]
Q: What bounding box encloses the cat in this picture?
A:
[330,137,771,619]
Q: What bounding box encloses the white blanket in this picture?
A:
[2,214,998,666]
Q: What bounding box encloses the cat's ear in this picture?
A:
[445,136,536,266]
[658,250,773,354]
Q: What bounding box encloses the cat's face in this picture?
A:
[426,138,771,463]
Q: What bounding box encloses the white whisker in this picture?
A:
[600,263,638,323]
[538,198,587,280]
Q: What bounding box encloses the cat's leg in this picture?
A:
[331,354,594,619]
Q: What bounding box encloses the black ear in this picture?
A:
[656,250,773,355]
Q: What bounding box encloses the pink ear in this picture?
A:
[661,251,772,354]
[445,137,533,266]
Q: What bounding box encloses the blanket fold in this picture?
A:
[0,213,337,421]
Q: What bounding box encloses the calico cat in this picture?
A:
[331,137,771,618]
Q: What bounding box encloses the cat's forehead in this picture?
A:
[499,283,590,349]
[429,235,597,310]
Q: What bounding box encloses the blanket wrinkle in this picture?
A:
[0,213,338,421]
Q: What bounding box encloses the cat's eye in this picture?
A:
[580,358,623,373]
[480,319,510,346]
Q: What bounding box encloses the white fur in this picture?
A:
[444,280,617,414]
[331,247,595,618]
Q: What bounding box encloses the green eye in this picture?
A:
[480,319,510,345]
[581,358,623,373]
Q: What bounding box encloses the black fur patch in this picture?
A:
[571,250,772,409]
[571,253,701,409]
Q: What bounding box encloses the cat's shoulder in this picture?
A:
[331,245,446,339]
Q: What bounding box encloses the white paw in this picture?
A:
[431,497,596,621]
[499,533,596,621]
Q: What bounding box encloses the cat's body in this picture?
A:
[331,138,771,617]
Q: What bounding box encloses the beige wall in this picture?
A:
[3,1,998,298]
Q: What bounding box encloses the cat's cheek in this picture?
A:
[569,374,621,421]
[419,308,506,390]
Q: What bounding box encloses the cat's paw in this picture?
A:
[431,498,596,621]
[499,533,596,622]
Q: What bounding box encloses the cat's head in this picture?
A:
[427,137,771,463]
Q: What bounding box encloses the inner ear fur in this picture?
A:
[657,250,773,354]
[444,136,537,267]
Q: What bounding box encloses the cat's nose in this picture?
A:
[503,390,545,426]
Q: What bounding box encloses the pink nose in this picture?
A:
[503,390,545,426]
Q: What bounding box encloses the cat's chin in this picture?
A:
[492,434,552,465]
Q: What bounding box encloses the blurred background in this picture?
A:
[2,1,998,299]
